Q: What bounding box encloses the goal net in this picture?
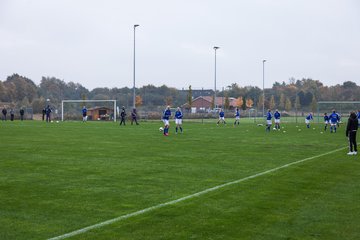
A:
[317,101,360,123]
[61,100,117,122]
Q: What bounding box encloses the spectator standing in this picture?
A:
[346,111,358,155]
[20,108,25,121]
[2,107,7,121]
[120,106,126,126]
[10,109,14,121]
[45,105,52,122]
[131,108,139,125]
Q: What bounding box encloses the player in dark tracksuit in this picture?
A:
[45,105,52,122]
[346,111,358,155]
[324,113,329,131]
[2,107,7,121]
[20,108,25,121]
[131,108,139,125]
[120,107,126,126]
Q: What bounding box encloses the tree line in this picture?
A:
[0,73,359,113]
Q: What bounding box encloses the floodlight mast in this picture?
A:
[214,46,220,108]
[133,24,140,109]
[262,59,266,118]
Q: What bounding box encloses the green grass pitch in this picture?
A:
[0,120,359,239]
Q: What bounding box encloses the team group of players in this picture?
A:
[161,106,359,155]
[81,105,358,155]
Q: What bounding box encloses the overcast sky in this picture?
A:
[0,0,359,90]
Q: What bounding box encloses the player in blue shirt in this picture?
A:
[274,109,281,130]
[217,108,226,125]
[234,108,240,126]
[323,113,329,131]
[328,110,340,133]
[336,111,341,127]
[305,112,313,128]
[45,105,52,122]
[82,106,87,122]
[174,107,183,134]
[357,110,360,127]
[266,109,272,132]
[162,106,171,136]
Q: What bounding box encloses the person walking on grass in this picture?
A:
[305,112,313,128]
[45,105,52,122]
[82,106,87,122]
[20,108,25,121]
[2,107,7,121]
[217,108,226,125]
[346,111,358,155]
[324,113,329,131]
[266,109,272,132]
[329,110,340,133]
[274,109,281,130]
[10,108,14,121]
[174,107,183,134]
[119,106,126,126]
[162,106,171,136]
[234,108,240,126]
[131,108,139,125]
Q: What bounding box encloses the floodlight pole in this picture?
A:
[214,46,220,108]
[133,24,139,109]
[262,59,266,118]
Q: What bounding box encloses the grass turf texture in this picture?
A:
[0,120,359,239]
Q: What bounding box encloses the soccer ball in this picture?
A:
[273,128,276,130]
[159,127,164,131]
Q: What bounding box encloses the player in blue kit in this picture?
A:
[266,109,272,132]
[357,110,360,127]
[305,112,313,128]
[234,108,240,126]
[274,109,281,130]
[217,108,226,125]
[82,106,87,122]
[174,107,183,134]
[162,106,171,136]
[323,113,329,131]
[329,110,340,133]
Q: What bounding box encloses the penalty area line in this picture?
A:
[48,146,346,240]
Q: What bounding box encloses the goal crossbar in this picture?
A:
[61,100,117,122]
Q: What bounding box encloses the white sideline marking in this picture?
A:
[48,147,345,240]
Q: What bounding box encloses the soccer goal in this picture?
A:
[61,100,117,122]
[317,101,360,123]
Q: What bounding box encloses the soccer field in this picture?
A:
[0,120,359,240]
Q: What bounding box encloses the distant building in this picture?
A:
[179,89,214,98]
[182,96,238,113]
[87,106,114,120]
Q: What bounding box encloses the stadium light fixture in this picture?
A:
[262,59,266,118]
[133,24,140,109]
[214,46,220,109]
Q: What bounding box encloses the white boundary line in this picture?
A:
[48,147,345,240]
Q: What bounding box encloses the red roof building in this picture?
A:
[182,96,238,112]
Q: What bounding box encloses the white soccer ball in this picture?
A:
[273,128,276,130]
[56,121,59,123]
[159,127,164,131]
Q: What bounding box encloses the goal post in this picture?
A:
[317,101,360,123]
[61,100,117,122]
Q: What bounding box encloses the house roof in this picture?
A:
[184,96,238,107]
